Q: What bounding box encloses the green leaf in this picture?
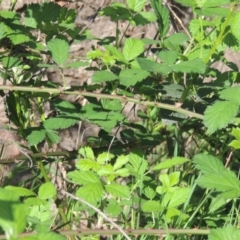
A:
[193,154,225,175]
[0,11,18,19]
[231,128,240,140]
[47,38,69,66]
[174,0,197,7]
[45,129,60,144]
[44,117,78,130]
[194,154,240,197]
[159,50,178,64]
[169,172,180,187]
[5,186,36,197]
[92,71,118,83]
[101,99,122,111]
[27,129,46,146]
[64,61,89,69]
[209,225,240,240]
[137,58,171,75]
[67,171,101,185]
[164,33,189,45]
[97,152,115,164]
[203,101,239,134]
[113,155,129,171]
[114,168,131,177]
[38,182,56,200]
[119,68,149,87]
[162,188,191,208]
[106,200,122,217]
[8,33,30,45]
[105,45,127,63]
[153,157,189,170]
[219,86,240,105]
[76,183,104,204]
[228,140,240,149]
[150,0,170,37]
[123,38,145,61]
[172,58,206,74]
[97,165,114,176]
[84,146,95,160]
[76,159,99,171]
[231,10,240,42]
[133,11,157,25]
[41,2,61,22]
[105,183,130,198]
[127,0,146,12]
[0,188,29,239]
[2,56,22,68]
[141,200,161,212]
[144,186,156,200]
[209,195,226,213]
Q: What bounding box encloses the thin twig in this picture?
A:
[61,190,131,240]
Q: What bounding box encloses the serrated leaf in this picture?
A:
[144,186,156,200]
[64,61,89,69]
[203,101,239,134]
[194,154,240,196]
[68,171,101,185]
[159,50,178,64]
[229,139,240,149]
[2,56,22,69]
[27,129,46,146]
[101,99,122,111]
[164,32,189,45]
[0,11,17,19]
[105,183,130,198]
[209,225,240,240]
[119,68,149,87]
[76,159,99,171]
[114,168,131,177]
[162,188,191,208]
[231,128,240,140]
[8,34,30,45]
[92,71,118,83]
[41,2,61,22]
[172,58,206,74]
[193,154,225,175]
[45,130,60,143]
[38,182,56,200]
[76,183,104,204]
[127,0,146,12]
[47,38,69,66]
[169,172,180,187]
[153,157,189,170]
[5,186,36,197]
[141,200,161,212]
[44,117,78,130]
[105,45,127,63]
[209,196,226,213]
[97,165,114,176]
[113,155,129,170]
[150,0,170,37]
[219,86,240,105]
[97,152,115,164]
[84,146,95,160]
[106,201,122,217]
[231,10,240,42]
[133,11,157,25]
[137,58,171,75]
[123,38,145,61]
[0,189,29,239]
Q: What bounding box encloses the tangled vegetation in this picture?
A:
[1,0,240,239]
